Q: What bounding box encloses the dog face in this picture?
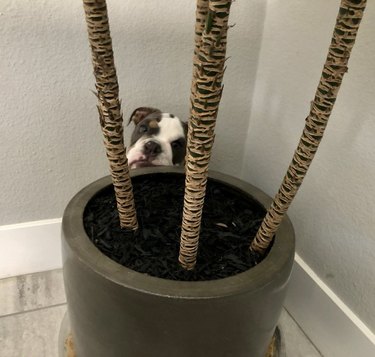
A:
[127,107,187,169]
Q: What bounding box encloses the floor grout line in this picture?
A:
[283,306,324,356]
[0,302,67,319]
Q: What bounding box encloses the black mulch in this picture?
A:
[83,173,269,281]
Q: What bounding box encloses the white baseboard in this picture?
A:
[0,218,62,279]
[285,253,375,357]
[0,219,374,356]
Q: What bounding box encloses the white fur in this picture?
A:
[127,114,185,169]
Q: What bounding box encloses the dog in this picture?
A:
[127,107,187,169]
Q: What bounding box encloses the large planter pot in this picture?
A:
[61,167,295,357]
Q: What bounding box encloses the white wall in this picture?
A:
[242,0,375,332]
[0,0,265,225]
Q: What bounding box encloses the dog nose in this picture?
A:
[144,141,161,156]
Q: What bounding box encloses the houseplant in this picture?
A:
[61,0,367,356]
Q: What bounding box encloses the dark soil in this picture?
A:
[83,173,270,281]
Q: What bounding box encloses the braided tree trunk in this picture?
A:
[179,0,232,270]
[193,0,209,56]
[83,0,138,230]
[251,0,367,254]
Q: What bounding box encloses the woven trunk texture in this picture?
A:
[179,0,232,270]
[251,0,367,253]
[83,0,138,230]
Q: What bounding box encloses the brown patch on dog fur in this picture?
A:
[149,119,159,129]
[128,107,161,126]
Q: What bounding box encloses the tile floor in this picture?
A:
[0,269,322,357]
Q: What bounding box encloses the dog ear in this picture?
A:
[128,107,161,126]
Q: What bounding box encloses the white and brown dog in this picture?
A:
[127,107,187,169]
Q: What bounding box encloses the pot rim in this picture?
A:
[62,166,295,299]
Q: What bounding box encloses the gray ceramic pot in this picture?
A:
[62,167,295,357]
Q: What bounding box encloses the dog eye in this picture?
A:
[171,139,183,148]
[139,124,148,133]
